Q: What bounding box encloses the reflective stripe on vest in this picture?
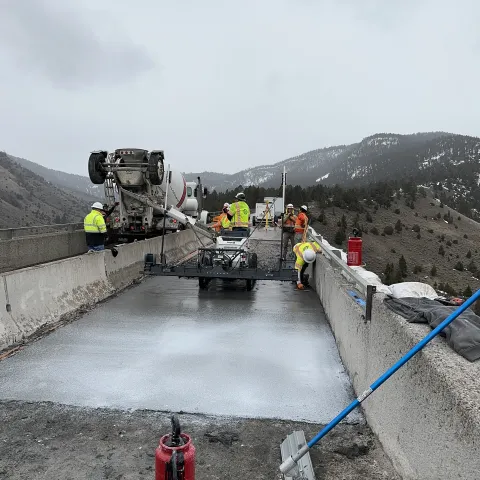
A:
[293,242,320,270]
[231,201,249,228]
[84,211,107,233]
[295,212,307,233]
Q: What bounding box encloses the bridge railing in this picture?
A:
[0,223,84,240]
[307,226,377,320]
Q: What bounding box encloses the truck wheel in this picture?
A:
[88,152,107,184]
[199,277,209,289]
[246,279,255,291]
[148,151,164,185]
[249,253,258,269]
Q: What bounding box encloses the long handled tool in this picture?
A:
[280,288,480,475]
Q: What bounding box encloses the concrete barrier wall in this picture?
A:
[0,231,87,273]
[0,230,201,351]
[312,254,480,480]
[104,230,199,290]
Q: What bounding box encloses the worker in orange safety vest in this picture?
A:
[294,205,309,244]
[212,203,232,233]
[281,203,297,260]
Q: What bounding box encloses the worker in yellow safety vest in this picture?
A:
[227,192,250,235]
[212,203,232,233]
[84,202,107,252]
[293,241,321,289]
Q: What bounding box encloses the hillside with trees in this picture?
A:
[205,180,480,296]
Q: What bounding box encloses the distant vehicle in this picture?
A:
[253,201,275,226]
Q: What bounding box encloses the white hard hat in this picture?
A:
[301,205,308,211]
[92,202,104,210]
[223,202,230,208]
[287,203,294,208]
[235,192,246,200]
[303,248,316,263]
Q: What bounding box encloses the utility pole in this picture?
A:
[160,164,171,265]
[196,176,203,216]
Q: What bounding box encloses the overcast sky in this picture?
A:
[0,0,478,177]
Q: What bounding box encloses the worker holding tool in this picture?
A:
[102,202,119,220]
[84,202,107,252]
[294,205,309,244]
[282,203,297,259]
[212,203,231,233]
[293,241,321,289]
[227,192,250,235]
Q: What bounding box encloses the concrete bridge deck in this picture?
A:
[0,276,360,424]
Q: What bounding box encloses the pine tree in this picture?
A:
[464,285,473,297]
[394,219,402,233]
[399,255,407,277]
[334,229,346,245]
[430,265,437,276]
[438,245,445,256]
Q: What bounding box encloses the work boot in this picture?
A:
[296,283,305,290]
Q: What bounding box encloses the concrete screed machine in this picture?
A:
[87,148,210,243]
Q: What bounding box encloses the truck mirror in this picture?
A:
[203,187,208,197]
[194,188,198,197]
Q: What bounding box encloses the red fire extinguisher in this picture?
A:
[347,228,362,267]
[156,415,195,480]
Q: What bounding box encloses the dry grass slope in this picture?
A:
[311,195,480,295]
[0,152,90,228]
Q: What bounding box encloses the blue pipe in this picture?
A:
[280,289,480,474]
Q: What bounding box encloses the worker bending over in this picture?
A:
[282,203,297,259]
[84,202,107,251]
[294,241,321,289]
[295,205,308,243]
[227,192,250,235]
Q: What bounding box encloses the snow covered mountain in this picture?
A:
[186,132,480,191]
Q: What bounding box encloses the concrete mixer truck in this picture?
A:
[87,148,210,243]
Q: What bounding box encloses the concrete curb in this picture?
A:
[312,253,480,480]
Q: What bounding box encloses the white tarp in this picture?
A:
[388,282,438,300]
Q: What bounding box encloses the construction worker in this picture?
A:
[294,241,321,289]
[227,192,250,235]
[84,202,107,252]
[282,203,297,259]
[294,205,309,244]
[212,203,232,233]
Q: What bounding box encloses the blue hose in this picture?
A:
[280,289,480,474]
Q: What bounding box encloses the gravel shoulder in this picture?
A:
[0,401,399,480]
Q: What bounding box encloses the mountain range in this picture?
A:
[0,152,91,228]
[2,131,480,228]
[184,132,480,191]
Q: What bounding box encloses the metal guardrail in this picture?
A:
[307,226,377,321]
[0,223,83,240]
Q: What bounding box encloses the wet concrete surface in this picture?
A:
[0,275,361,424]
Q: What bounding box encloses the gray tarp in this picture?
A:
[383,296,480,362]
